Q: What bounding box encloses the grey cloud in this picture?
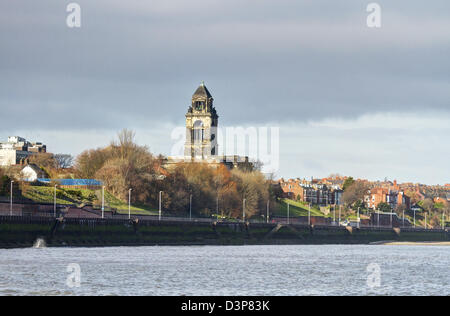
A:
[1,0,449,131]
[0,1,450,185]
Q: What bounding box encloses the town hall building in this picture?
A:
[184,82,219,159]
[164,82,250,169]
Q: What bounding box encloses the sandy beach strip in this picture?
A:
[372,241,450,246]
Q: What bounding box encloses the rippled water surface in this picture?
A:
[0,245,448,296]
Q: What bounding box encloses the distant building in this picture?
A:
[0,136,46,166]
[365,187,411,210]
[21,164,48,182]
[434,197,448,205]
[278,178,343,205]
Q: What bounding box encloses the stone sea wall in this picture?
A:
[0,216,448,248]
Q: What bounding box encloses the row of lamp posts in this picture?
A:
[6,181,448,229]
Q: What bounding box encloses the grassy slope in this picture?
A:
[103,191,158,215]
[273,199,325,217]
[22,186,158,215]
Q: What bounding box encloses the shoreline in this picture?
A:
[372,241,450,246]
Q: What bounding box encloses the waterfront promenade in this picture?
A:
[0,210,448,249]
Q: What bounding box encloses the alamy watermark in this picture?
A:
[366,3,382,28]
[366,263,381,289]
[66,3,81,28]
[170,126,280,174]
[66,263,81,288]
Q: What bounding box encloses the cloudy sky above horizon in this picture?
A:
[1,0,449,184]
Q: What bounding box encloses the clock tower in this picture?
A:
[184,82,219,159]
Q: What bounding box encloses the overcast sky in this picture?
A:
[1,0,449,184]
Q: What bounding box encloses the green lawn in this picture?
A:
[22,186,96,205]
[273,199,325,217]
[22,186,158,216]
[102,191,158,215]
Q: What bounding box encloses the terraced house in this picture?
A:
[279,178,343,205]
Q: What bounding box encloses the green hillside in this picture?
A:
[21,185,157,215]
[273,199,325,217]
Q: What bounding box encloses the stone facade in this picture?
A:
[184,82,218,159]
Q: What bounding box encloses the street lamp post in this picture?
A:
[266,200,270,224]
[128,189,132,220]
[425,213,427,230]
[287,202,290,225]
[308,203,311,226]
[10,180,14,216]
[339,205,341,226]
[216,195,219,222]
[159,191,163,221]
[101,186,105,219]
[54,185,57,218]
[242,198,246,222]
[402,210,405,228]
[442,211,446,230]
[333,204,336,225]
[357,207,360,229]
[189,194,192,221]
[414,209,416,228]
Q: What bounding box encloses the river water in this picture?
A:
[0,245,448,296]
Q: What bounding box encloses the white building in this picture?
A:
[21,164,48,182]
[0,136,46,166]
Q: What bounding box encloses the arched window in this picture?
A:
[193,120,204,144]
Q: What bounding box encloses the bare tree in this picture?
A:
[54,154,74,169]
[395,204,407,216]
[421,198,435,214]
[342,181,370,207]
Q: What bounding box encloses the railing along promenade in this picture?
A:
[0,211,447,233]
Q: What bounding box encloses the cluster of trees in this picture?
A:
[75,130,272,218]
[75,130,161,204]
[341,177,370,209]
[0,168,11,196]
[159,163,270,218]
[419,198,449,227]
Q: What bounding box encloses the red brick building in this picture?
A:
[278,179,343,205]
[365,187,411,210]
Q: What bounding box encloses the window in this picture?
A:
[193,121,204,143]
[195,101,204,111]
